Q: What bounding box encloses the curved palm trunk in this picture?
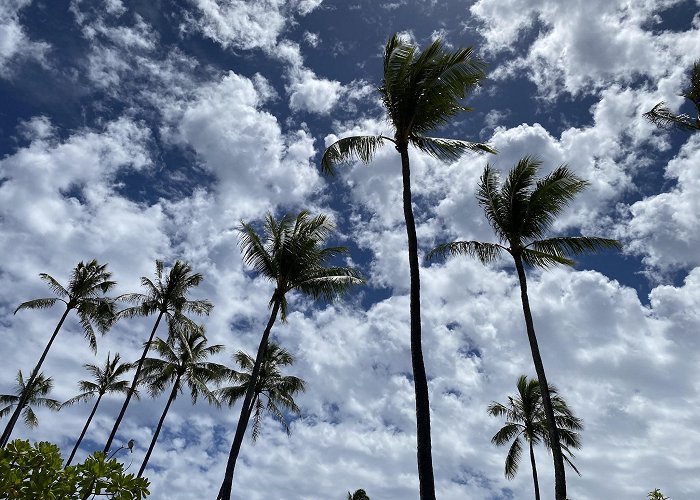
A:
[66,393,104,467]
[138,376,180,478]
[529,440,541,500]
[399,147,435,500]
[513,255,566,500]
[104,311,165,453]
[219,299,281,500]
[0,307,71,448]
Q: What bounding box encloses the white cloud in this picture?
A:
[0,0,50,76]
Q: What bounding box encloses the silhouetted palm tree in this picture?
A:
[218,210,363,500]
[0,371,60,432]
[103,260,213,453]
[644,60,699,132]
[428,157,620,500]
[322,33,492,500]
[62,352,135,466]
[217,342,305,442]
[347,489,371,500]
[1,260,115,447]
[488,375,582,500]
[137,323,227,477]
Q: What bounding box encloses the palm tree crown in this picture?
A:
[347,489,371,500]
[644,60,700,132]
[488,376,582,500]
[239,210,364,319]
[0,371,60,429]
[429,157,621,266]
[218,342,305,441]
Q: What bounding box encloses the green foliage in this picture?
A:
[648,489,669,500]
[0,439,149,499]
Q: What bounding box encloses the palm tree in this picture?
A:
[218,210,363,500]
[103,260,213,453]
[137,323,227,477]
[321,33,492,500]
[428,157,620,500]
[0,371,61,431]
[217,342,305,442]
[487,375,582,500]
[1,260,115,447]
[62,352,135,466]
[348,489,371,500]
[644,60,699,132]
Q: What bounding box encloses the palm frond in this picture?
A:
[321,136,389,175]
[14,298,60,313]
[38,273,69,298]
[644,102,700,131]
[504,436,522,479]
[410,136,495,163]
[426,240,504,265]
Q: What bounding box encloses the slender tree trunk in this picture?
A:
[104,311,165,453]
[399,146,435,500]
[219,299,281,500]
[65,393,104,467]
[138,377,180,478]
[0,307,71,448]
[529,440,541,500]
[513,254,566,500]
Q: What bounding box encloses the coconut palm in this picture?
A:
[487,376,582,500]
[103,260,213,453]
[644,60,700,132]
[322,33,492,500]
[137,323,227,477]
[0,371,60,431]
[428,157,620,500]
[217,342,305,442]
[1,260,115,448]
[217,210,363,500]
[62,352,135,466]
[348,489,371,500]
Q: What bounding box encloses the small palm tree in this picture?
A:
[322,33,492,500]
[137,323,227,477]
[217,342,305,442]
[103,260,213,453]
[644,60,699,132]
[218,210,363,500]
[0,371,60,431]
[62,352,135,466]
[1,260,115,447]
[348,489,371,500]
[428,157,620,500]
[648,489,670,500]
[488,376,582,500]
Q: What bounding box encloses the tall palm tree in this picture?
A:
[487,375,582,500]
[137,323,227,477]
[62,352,135,466]
[217,342,305,442]
[218,210,363,500]
[428,157,620,500]
[322,33,492,500]
[103,260,213,453]
[1,260,115,448]
[0,371,61,431]
[347,489,371,500]
[644,60,700,132]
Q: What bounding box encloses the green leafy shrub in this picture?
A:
[0,439,149,499]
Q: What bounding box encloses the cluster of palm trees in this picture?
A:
[3,32,695,499]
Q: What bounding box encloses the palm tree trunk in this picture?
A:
[218,299,281,500]
[104,311,165,453]
[513,254,566,500]
[529,440,541,500]
[66,393,103,467]
[138,376,180,478]
[0,306,71,448]
[399,146,435,500]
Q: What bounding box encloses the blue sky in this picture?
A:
[1,0,700,498]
